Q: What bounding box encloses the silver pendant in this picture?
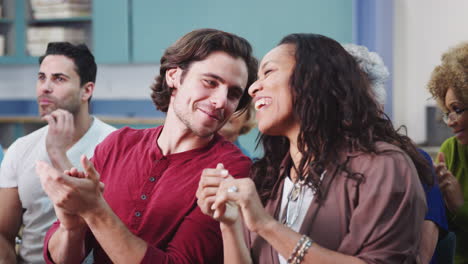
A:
[289,184,301,201]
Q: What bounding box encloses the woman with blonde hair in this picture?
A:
[427,42,468,264]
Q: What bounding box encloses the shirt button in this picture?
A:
[141,194,147,200]
[135,211,141,217]
[149,177,155,182]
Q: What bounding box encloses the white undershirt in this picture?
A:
[278,176,315,264]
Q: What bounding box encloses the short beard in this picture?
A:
[39,98,81,117]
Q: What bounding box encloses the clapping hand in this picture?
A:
[435,152,464,212]
[37,155,105,230]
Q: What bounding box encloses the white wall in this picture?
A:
[394,0,468,144]
[0,64,158,99]
[0,66,36,99]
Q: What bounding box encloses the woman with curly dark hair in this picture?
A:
[197,33,432,263]
[427,42,468,264]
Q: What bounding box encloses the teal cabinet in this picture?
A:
[0,0,93,64]
[131,0,353,62]
[0,0,35,64]
[93,0,129,63]
[0,0,352,64]
[0,0,129,64]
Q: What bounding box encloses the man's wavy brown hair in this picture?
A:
[150,28,258,113]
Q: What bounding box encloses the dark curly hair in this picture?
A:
[252,34,433,204]
[150,28,258,113]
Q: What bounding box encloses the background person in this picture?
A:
[344,43,448,264]
[0,42,115,264]
[219,104,256,157]
[427,41,468,264]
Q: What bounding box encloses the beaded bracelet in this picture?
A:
[287,235,313,264]
[295,238,313,263]
[287,236,306,263]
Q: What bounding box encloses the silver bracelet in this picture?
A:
[287,235,313,264]
[295,237,313,264]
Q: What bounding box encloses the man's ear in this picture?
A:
[81,82,94,102]
[165,67,182,91]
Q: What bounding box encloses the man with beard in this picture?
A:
[37,28,257,264]
[0,42,115,263]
